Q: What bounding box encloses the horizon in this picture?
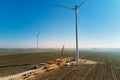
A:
[1,47,120,53]
[0,0,120,48]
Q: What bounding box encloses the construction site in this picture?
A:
[0,0,120,80]
[1,49,120,80]
[0,49,97,80]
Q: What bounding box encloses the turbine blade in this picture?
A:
[53,5,74,10]
[78,0,87,8]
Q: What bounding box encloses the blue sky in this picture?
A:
[0,0,120,48]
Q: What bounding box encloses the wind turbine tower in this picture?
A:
[36,30,40,52]
[54,0,87,61]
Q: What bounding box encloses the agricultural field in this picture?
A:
[29,50,120,80]
[1,49,120,80]
[0,49,75,77]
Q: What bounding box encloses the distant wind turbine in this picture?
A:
[36,30,40,52]
[54,0,87,61]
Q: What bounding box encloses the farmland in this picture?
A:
[1,49,120,80]
[0,49,75,77]
[29,50,120,80]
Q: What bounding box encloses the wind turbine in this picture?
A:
[36,30,40,52]
[54,0,87,61]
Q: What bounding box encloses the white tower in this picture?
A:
[54,0,87,61]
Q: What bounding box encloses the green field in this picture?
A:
[1,50,120,80]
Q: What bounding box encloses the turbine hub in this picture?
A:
[75,5,78,9]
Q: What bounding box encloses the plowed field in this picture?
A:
[29,51,120,80]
